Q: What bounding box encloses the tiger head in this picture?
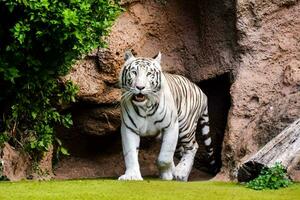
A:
[120,51,162,105]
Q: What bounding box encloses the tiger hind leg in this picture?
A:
[173,139,198,181]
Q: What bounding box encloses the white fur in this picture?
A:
[119,55,179,181]
[119,51,207,182]
[204,138,212,146]
[173,144,198,181]
[202,126,210,135]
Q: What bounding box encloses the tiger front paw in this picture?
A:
[118,171,143,181]
[160,170,173,180]
[173,165,189,181]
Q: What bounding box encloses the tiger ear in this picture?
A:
[153,52,161,64]
[124,50,135,61]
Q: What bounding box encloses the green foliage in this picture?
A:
[55,138,70,157]
[0,133,9,147]
[246,163,292,190]
[0,0,122,157]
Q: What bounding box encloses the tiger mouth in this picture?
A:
[133,93,146,102]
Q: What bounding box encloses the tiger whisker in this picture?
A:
[121,91,133,101]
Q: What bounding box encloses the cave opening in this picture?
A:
[195,73,232,173]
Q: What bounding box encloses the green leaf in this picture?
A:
[246,163,292,190]
[0,0,121,159]
[60,147,70,155]
[55,138,62,146]
[62,9,79,26]
[31,112,37,119]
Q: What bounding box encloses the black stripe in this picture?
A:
[200,122,209,127]
[133,104,145,118]
[154,110,167,124]
[147,103,159,116]
[124,104,137,128]
[159,95,166,114]
[122,67,128,87]
[179,118,189,132]
[162,119,172,130]
[121,117,139,135]
[179,137,193,144]
[162,111,173,130]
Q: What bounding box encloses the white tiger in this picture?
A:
[118,51,215,181]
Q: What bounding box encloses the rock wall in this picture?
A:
[0,143,53,181]
[220,0,300,180]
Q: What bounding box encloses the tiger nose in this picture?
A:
[136,86,145,90]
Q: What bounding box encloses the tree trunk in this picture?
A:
[237,118,300,182]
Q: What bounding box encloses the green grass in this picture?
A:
[0,179,299,200]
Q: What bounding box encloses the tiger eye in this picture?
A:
[131,71,137,76]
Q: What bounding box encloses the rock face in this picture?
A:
[220,0,300,180]
[0,143,53,181]
[57,0,300,181]
[1,143,30,181]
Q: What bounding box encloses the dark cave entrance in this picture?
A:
[195,73,232,173]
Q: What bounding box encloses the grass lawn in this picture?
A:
[0,179,299,200]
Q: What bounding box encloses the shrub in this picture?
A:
[246,163,292,190]
[0,0,122,158]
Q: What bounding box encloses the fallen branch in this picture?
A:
[237,118,300,182]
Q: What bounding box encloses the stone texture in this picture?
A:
[1,143,30,181]
[30,145,54,180]
[220,0,300,180]
[107,0,236,82]
[63,56,121,105]
[0,143,54,181]
[72,105,121,136]
[287,156,300,182]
